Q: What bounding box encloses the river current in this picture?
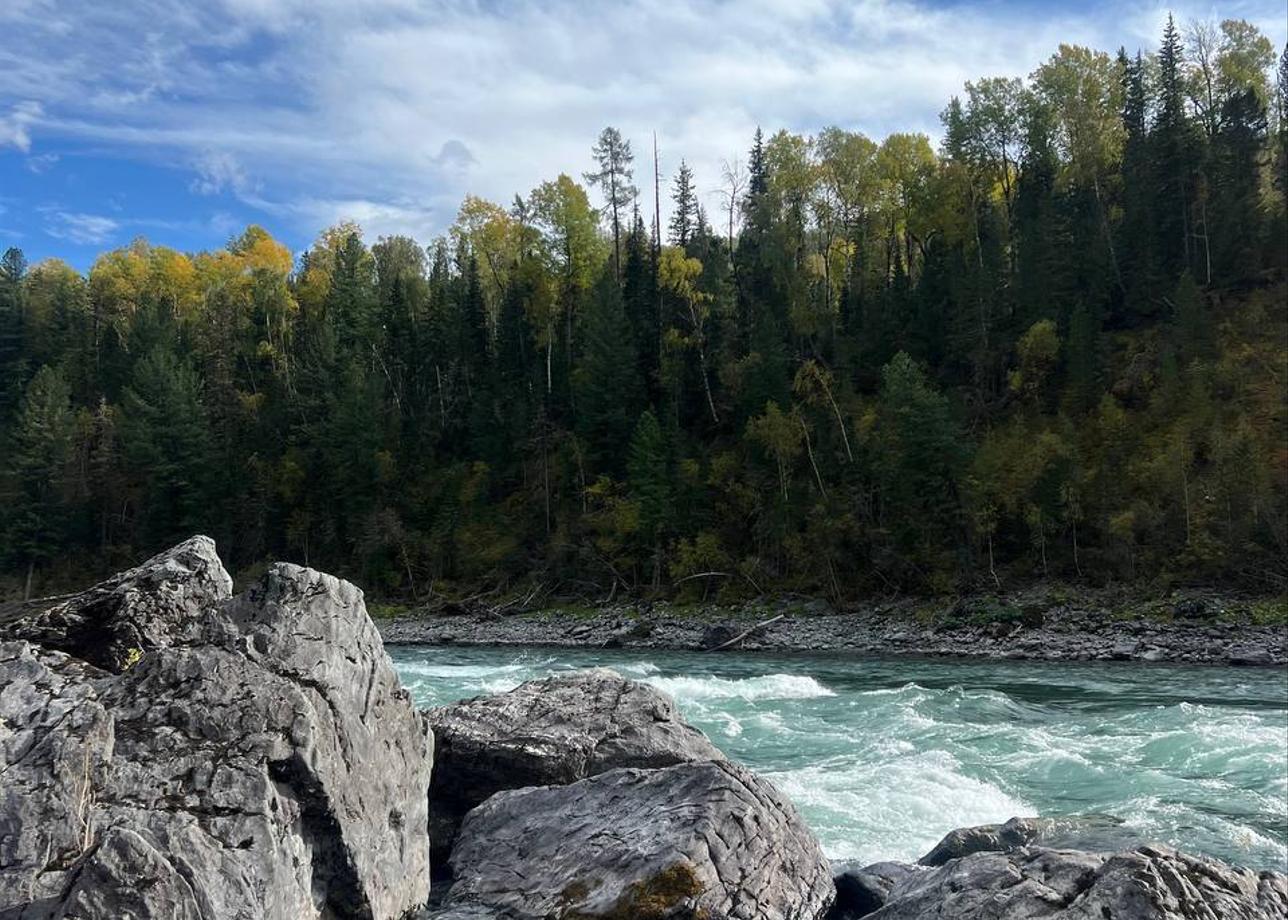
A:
[389,645,1288,872]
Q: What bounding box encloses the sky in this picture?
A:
[1,0,1284,270]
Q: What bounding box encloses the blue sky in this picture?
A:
[1,0,1284,270]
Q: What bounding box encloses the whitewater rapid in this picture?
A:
[391,646,1288,871]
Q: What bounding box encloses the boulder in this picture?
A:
[426,668,722,862]
[0,543,433,920]
[701,622,741,650]
[447,759,834,920]
[870,844,1287,919]
[918,815,1128,867]
[5,536,232,672]
[829,861,919,919]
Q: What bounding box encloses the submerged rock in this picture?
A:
[872,844,1287,919]
[447,759,834,920]
[426,668,722,863]
[0,541,433,920]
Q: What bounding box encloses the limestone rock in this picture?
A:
[447,759,834,920]
[0,546,433,920]
[426,668,722,861]
[5,536,232,673]
[918,815,1128,867]
[872,844,1287,919]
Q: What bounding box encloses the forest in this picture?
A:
[2,17,1286,604]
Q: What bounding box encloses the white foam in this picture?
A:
[645,673,836,702]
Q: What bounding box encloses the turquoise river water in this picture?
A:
[389,645,1288,872]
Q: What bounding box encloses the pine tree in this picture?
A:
[576,271,642,474]
[1210,88,1268,280]
[585,127,637,282]
[120,347,213,547]
[628,408,672,586]
[6,365,77,598]
[669,160,699,248]
[0,247,27,423]
[1119,49,1159,320]
[1153,15,1200,280]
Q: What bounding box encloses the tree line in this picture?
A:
[3,17,1286,602]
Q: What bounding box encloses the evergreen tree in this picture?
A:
[628,408,672,586]
[585,127,637,282]
[1153,15,1201,280]
[120,347,213,547]
[669,160,699,248]
[5,365,77,598]
[575,271,642,473]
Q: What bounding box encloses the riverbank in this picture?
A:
[378,588,1288,666]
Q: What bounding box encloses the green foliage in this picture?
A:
[2,20,1286,600]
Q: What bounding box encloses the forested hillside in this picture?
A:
[3,18,1286,602]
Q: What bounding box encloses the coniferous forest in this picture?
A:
[3,19,1286,603]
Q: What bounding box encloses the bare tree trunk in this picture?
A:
[799,415,827,499]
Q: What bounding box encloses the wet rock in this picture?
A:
[1228,645,1274,666]
[426,668,722,864]
[448,760,834,920]
[0,543,433,920]
[873,844,1287,919]
[918,816,1129,867]
[5,536,232,672]
[829,861,919,919]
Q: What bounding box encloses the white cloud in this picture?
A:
[26,152,59,173]
[191,150,255,197]
[0,101,42,152]
[45,211,119,245]
[2,0,1285,245]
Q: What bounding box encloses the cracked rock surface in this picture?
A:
[868,844,1288,919]
[446,759,834,920]
[0,539,433,920]
[4,537,233,673]
[426,668,723,863]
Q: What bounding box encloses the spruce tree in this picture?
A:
[669,160,699,248]
[5,365,77,598]
[576,271,642,474]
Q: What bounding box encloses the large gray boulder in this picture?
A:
[0,543,433,920]
[426,668,723,862]
[5,536,232,672]
[869,844,1288,919]
[447,759,834,920]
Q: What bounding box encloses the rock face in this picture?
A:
[447,759,834,920]
[918,815,1130,867]
[870,844,1288,920]
[828,861,918,919]
[0,541,433,920]
[5,536,233,672]
[426,668,723,862]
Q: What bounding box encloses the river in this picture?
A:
[389,645,1288,872]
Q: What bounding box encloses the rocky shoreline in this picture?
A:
[3,539,1285,919]
[378,590,1288,666]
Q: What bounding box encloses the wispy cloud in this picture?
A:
[2,0,1285,245]
[190,149,256,197]
[44,211,120,245]
[0,101,42,152]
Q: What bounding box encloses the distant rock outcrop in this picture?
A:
[425,667,723,863]
[447,759,835,920]
[0,539,433,920]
